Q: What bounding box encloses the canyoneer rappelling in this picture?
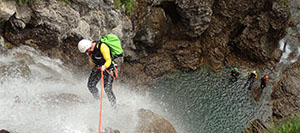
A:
[78,33,123,107]
[244,70,258,90]
[230,67,240,82]
[260,75,269,89]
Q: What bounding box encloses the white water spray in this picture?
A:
[0,46,182,133]
[279,37,300,64]
[274,27,300,78]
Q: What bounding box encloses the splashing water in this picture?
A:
[0,46,183,133]
[279,37,300,64]
[275,27,300,78]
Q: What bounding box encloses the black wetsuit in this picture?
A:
[260,77,267,89]
[231,70,240,82]
[87,42,116,106]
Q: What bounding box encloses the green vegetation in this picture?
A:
[114,0,135,14]
[245,116,300,133]
[270,116,300,133]
[123,0,134,14]
[280,0,289,4]
[114,0,121,9]
[280,0,289,12]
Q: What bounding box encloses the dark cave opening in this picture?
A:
[160,1,182,24]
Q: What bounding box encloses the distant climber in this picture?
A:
[248,70,257,81]
[260,75,269,89]
[244,70,258,90]
[77,34,123,107]
[230,67,240,82]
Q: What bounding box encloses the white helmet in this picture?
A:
[78,39,92,53]
[253,70,256,73]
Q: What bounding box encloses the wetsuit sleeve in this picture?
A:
[100,43,112,68]
[88,55,95,67]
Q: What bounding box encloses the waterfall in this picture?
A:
[0,46,182,133]
[275,27,300,77]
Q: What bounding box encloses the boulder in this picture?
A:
[0,1,17,33]
[137,108,176,133]
[0,129,9,133]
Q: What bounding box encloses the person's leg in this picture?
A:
[248,79,255,90]
[103,68,116,106]
[261,82,266,89]
[87,68,101,99]
[234,76,238,82]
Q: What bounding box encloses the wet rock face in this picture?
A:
[1,0,133,72]
[270,0,300,119]
[272,61,300,118]
[132,0,212,55]
[142,53,174,78]
[0,1,17,34]
[204,0,288,69]
[133,7,169,57]
[121,0,289,85]
[175,0,213,37]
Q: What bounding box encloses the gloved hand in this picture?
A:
[101,65,106,71]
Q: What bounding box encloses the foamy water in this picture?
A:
[0,46,182,133]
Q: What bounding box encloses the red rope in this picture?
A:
[98,70,104,133]
[105,69,119,94]
[98,67,119,133]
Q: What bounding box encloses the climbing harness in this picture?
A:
[95,65,119,93]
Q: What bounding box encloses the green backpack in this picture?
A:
[100,33,123,59]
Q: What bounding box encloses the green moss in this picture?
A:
[114,0,121,9]
[122,0,134,14]
[114,0,135,14]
